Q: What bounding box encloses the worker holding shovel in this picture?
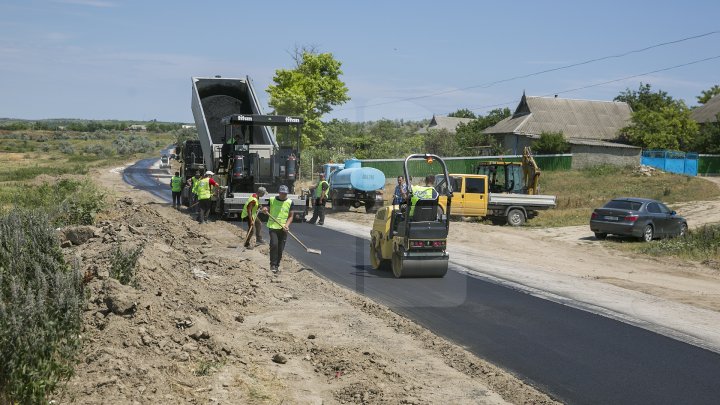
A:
[262,185,293,274]
[241,187,267,248]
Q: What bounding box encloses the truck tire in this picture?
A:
[507,208,526,227]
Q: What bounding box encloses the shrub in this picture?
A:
[533,131,570,154]
[10,179,105,226]
[639,224,720,262]
[0,209,84,403]
[110,244,143,286]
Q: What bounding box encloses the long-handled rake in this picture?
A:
[267,213,321,255]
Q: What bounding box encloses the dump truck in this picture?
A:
[319,159,385,213]
[189,76,308,219]
[370,154,453,278]
[435,173,556,226]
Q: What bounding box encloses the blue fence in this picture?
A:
[641,150,698,176]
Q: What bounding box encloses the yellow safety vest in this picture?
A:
[191,177,200,195]
[314,180,329,198]
[196,178,212,200]
[409,186,436,217]
[241,195,259,220]
[171,176,183,192]
[267,197,292,230]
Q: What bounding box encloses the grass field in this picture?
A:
[0,129,175,207]
[530,164,720,227]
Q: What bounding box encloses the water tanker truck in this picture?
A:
[321,159,385,213]
[188,76,308,219]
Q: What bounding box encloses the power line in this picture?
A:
[337,30,720,112]
[379,54,720,121]
[462,54,720,113]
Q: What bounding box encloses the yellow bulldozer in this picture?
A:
[476,146,541,195]
[369,154,454,278]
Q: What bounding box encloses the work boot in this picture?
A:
[271,265,279,274]
[318,222,324,226]
[256,238,266,245]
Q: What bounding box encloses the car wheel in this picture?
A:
[594,232,607,240]
[507,209,526,227]
[641,224,654,242]
[679,223,688,237]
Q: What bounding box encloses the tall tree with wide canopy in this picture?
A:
[267,48,350,146]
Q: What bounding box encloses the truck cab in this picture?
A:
[436,173,556,226]
[437,174,488,217]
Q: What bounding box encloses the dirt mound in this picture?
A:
[55,185,554,404]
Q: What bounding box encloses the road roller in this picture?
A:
[369,153,454,278]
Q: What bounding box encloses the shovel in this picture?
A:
[267,213,321,255]
[243,216,255,247]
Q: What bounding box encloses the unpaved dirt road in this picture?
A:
[54,165,554,404]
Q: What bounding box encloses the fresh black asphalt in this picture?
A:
[126,157,720,405]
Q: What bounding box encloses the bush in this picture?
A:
[533,131,570,154]
[10,179,105,226]
[110,244,143,286]
[0,209,84,403]
[639,224,720,262]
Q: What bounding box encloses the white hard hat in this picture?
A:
[205,171,214,175]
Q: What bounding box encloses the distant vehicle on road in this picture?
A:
[590,197,687,242]
[159,154,171,169]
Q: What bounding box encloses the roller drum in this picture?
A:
[392,252,449,278]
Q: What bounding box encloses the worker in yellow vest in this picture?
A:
[196,171,219,224]
[170,171,183,209]
[261,185,293,274]
[308,173,329,225]
[409,175,438,218]
[187,171,201,213]
[241,187,267,247]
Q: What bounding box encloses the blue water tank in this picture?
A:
[331,167,386,192]
[344,158,361,169]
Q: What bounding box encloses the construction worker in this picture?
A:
[170,171,183,209]
[261,185,293,274]
[187,171,201,213]
[241,187,267,247]
[307,173,329,225]
[392,175,408,205]
[409,175,437,217]
[196,171,220,224]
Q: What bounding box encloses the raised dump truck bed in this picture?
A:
[188,76,308,219]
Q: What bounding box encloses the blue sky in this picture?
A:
[0,0,718,123]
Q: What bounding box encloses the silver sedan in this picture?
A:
[590,197,688,242]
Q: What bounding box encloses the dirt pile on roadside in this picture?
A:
[56,193,554,404]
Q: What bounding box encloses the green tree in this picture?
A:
[533,131,570,154]
[697,85,720,105]
[454,107,510,155]
[267,49,350,146]
[620,102,698,150]
[690,117,720,153]
[424,129,462,156]
[448,108,476,119]
[614,83,674,111]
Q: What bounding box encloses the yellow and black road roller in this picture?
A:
[369,153,454,278]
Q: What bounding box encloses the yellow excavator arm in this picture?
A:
[522,146,541,195]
